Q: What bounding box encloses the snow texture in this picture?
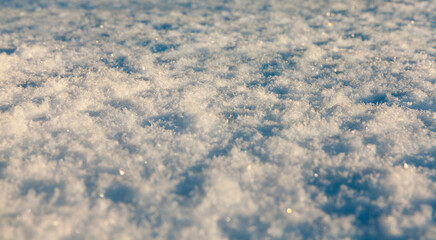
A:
[0,0,435,239]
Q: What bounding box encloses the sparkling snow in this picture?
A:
[0,0,435,239]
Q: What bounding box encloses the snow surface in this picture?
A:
[0,0,435,239]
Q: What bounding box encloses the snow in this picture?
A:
[0,0,435,239]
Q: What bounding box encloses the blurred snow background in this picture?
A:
[0,0,435,239]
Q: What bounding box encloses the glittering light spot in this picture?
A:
[328,22,332,27]
[225,217,231,222]
[286,208,292,215]
[100,25,104,29]
[403,162,409,169]
[314,173,318,177]
[99,193,105,198]
[247,165,252,170]
[119,169,125,176]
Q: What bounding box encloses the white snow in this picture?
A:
[0,0,435,239]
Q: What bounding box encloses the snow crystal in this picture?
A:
[0,0,435,239]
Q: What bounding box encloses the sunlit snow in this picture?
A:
[0,0,435,239]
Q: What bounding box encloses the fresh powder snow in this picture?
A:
[0,0,435,239]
